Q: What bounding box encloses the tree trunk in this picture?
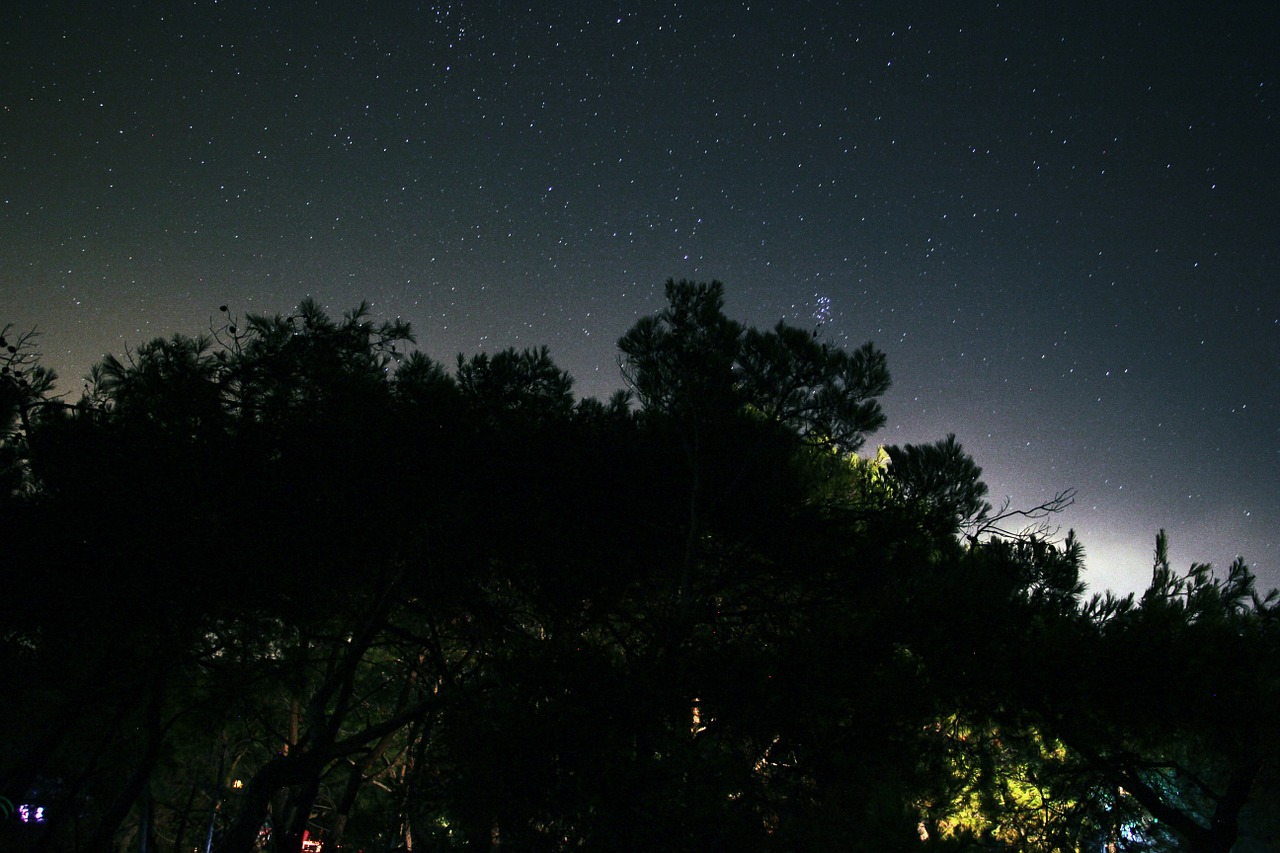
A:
[212,752,324,853]
[1178,759,1261,853]
[331,670,422,847]
[84,684,169,853]
[1111,762,1256,853]
[137,783,152,853]
[279,774,322,853]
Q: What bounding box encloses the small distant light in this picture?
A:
[232,779,244,789]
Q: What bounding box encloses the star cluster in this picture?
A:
[2,1,1276,592]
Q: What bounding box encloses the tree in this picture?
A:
[0,325,57,497]
[455,345,576,424]
[1052,533,1280,853]
[737,324,890,453]
[922,528,1280,852]
[616,280,894,618]
[618,279,891,454]
[883,434,991,538]
[1,302,443,853]
[7,286,1275,853]
[618,279,744,424]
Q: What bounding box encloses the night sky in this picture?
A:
[3,2,1277,594]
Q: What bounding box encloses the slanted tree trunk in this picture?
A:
[329,731,394,847]
[331,651,428,848]
[169,775,202,853]
[279,774,322,853]
[1196,759,1261,853]
[214,751,325,853]
[1109,759,1261,853]
[216,573,428,853]
[84,678,171,853]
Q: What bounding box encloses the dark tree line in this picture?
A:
[1,281,1277,853]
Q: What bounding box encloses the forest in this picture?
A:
[1,280,1277,852]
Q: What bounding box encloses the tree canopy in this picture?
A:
[2,282,1276,853]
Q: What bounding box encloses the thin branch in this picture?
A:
[972,488,1077,540]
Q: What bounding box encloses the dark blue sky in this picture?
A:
[3,1,1277,593]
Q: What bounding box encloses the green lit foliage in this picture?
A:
[794,443,894,510]
[914,715,1127,852]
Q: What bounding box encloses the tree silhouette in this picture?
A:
[1053,533,1280,853]
[0,325,57,497]
[2,289,1276,853]
[884,433,991,537]
[618,279,890,453]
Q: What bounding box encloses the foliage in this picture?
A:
[0,325,58,495]
[618,279,890,454]
[883,434,990,536]
[1,285,1276,853]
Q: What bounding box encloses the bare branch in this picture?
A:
[971,488,1077,540]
